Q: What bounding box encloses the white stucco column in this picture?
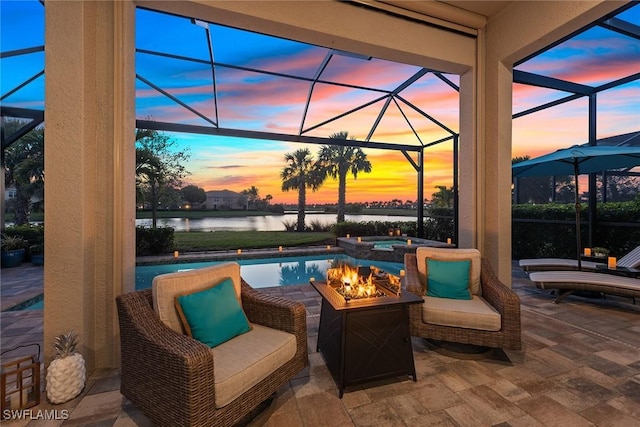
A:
[44,0,136,371]
[481,0,623,284]
[458,68,478,250]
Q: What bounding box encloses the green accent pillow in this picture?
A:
[174,278,251,348]
[426,258,472,300]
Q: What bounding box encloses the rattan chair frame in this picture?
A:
[404,254,522,351]
[116,280,308,427]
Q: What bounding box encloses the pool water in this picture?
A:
[372,239,408,250]
[136,254,403,290]
[24,299,43,310]
[16,255,403,310]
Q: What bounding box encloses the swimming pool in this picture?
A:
[135,254,403,290]
[26,299,44,310]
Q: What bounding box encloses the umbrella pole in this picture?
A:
[574,161,582,271]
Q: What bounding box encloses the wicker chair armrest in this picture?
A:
[117,290,213,367]
[404,254,426,296]
[241,280,307,337]
[116,290,215,417]
[479,258,521,328]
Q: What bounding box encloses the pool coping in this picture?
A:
[4,293,44,311]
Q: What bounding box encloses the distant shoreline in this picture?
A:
[134,208,419,220]
[3,208,420,227]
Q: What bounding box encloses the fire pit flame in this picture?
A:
[327,263,397,300]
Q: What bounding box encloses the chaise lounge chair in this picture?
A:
[519,245,640,272]
[529,270,640,304]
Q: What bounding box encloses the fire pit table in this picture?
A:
[311,264,423,397]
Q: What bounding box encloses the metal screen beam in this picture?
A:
[600,17,640,40]
[513,70,595,95]
[1,107,45,150]
[136,119,423,152]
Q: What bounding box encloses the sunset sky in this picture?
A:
[2,1,639,205]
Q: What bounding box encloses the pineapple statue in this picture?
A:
[46,330,86,404]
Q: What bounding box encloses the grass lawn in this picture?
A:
[174,230,335,251]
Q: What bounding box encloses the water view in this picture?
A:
[135,212,416,232]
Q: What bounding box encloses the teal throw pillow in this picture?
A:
[175,278,251,348]
[426,258,472,300]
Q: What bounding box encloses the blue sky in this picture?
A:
[2,1,639,204]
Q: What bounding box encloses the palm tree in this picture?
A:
[241,186,260,210]
[317,132,372,223]
[431,186,454,208]
[280,148,323,231]
[4,124,45,225]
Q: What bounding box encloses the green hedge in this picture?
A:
[331,207,455,240]
[136,226,175,256]
[512,201,640,259]
[3,224,44,246]
[332,221,416,237]
[423,207,454,241]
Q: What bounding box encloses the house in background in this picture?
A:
[205,189,247,210]
[4,186,17,203]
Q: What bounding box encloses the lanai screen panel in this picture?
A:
[0,0,45,111]
[512,3,640,149]
[134,7,461,148]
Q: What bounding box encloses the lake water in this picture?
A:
[135,213,417,232]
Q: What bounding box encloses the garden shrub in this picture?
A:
[136,226,175,256]
[423,207,454,241]
[3,224,44,246]
[308,219,332,232]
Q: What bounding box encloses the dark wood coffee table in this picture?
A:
[311,280,423,397]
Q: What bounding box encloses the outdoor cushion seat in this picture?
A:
[211,323,296,407]
[116,262,308,427]
[404,248,521,351]
[519,258,604,272]
[529,270,640,303]
[422,295,501,331]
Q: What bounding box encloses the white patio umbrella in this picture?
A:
[512,144,640,270]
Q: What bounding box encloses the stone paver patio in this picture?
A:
[1,261,639,426]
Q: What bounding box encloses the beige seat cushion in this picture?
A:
[152,262,242,334]
[416,247,482,295]
[211,324,297,408]
[530,271,640,292]
[422,295,501,331]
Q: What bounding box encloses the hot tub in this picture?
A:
[337,236,452,263]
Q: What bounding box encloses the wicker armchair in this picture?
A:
[116,278,308,427]
[404,251,521,351]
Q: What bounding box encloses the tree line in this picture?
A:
[1,120,457,230]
